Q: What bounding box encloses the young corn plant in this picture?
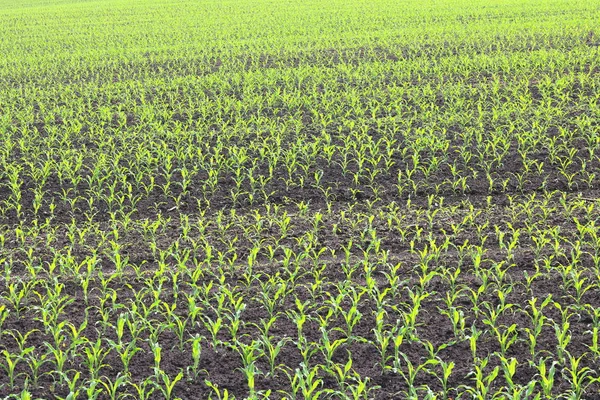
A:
[232,339,265,396]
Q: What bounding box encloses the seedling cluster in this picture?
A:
[1,0,600,398]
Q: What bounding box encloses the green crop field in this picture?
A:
[1,0,600,398]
